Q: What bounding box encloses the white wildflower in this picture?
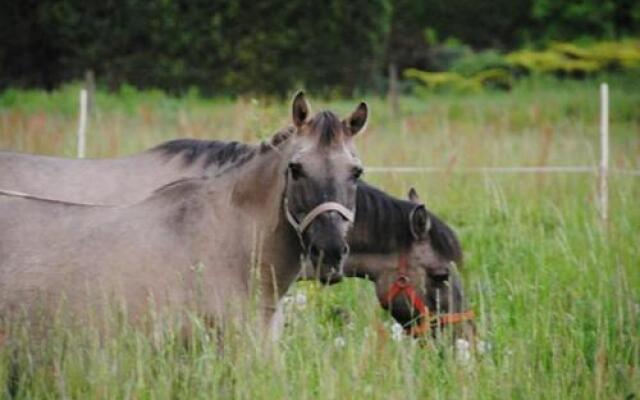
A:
[476,340,491,355]
[456,339,472,364]
[334,336,346,348]
[390,322,404,342]
[295,293,307,309]
[282,295,294,306]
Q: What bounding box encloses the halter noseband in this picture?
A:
[284,197,354,248]
[382,253,475,337]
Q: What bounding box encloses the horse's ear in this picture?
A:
[343,102,369,136]
[410,205,431,240]
[408,187,420,203]
[292,90,311,129]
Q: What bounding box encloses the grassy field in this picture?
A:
[0,75,639,399]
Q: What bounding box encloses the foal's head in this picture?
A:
[373,188,472,337]
[284,91,368,281]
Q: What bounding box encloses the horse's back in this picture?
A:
[0,149,189,204]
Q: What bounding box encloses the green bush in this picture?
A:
[406,40,640,93]
[569,41,640,69]
[404,69,478,92]
[449,50,512,77]
[506,40,640,75]
[505,49,601,75]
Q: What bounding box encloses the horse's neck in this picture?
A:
[226,141,289,219]
[214,139,300,305]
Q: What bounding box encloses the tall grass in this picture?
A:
[0,76,638,398]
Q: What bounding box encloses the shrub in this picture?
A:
[406,40,640,93]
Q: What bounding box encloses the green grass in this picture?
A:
[0,76,639,399]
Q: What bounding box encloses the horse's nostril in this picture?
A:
[341,244,350,256]
[431,272,449,283]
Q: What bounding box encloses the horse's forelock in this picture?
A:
[309,111,345,147]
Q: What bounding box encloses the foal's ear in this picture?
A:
[343,102,369,136]
[410,205,431,240]
[292,90,311,128]
[407,187,420,203]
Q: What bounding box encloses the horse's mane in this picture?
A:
[350,182,463,264]
[152,126,296,170]
[153,138,256,168]
[152,110,347,173]
[349,182,416,253]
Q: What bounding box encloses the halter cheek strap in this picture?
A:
[284,197,355,247]
[382,253,475,337]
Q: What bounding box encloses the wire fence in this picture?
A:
[366,166,640,176]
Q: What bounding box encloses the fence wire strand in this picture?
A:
[366,166,640,176]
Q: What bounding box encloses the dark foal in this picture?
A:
[300,183,475,339]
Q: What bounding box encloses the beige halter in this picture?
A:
[284,197,354,246]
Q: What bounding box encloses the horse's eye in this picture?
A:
[289,162,305,180]
[351,166,364,181]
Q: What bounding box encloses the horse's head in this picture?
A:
[374,188,474,338]
[284,91,368,281]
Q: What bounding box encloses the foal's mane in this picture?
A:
[349,182,415,253]
[351,182,463,264]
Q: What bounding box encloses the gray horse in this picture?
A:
[0,92,369,333]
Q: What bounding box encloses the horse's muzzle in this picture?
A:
[308,241,349,282]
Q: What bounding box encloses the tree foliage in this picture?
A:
[0,0,636,95]
[0,0,391,96]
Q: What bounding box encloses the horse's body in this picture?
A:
[0,93,370,333]
[0,149,294,327]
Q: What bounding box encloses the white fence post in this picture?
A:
[599,83,609,226]
[76,89,88,158]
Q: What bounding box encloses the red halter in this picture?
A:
[382,253,475,337]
